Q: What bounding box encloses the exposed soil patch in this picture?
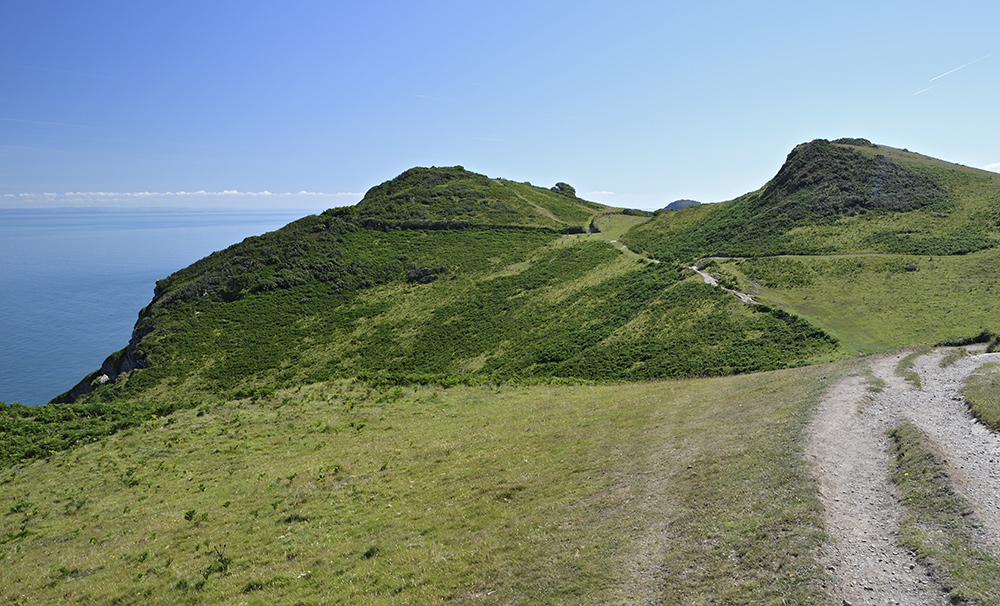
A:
[808,348,1000,604]
[688,265,756,304]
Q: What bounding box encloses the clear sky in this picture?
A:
[2,1,998,212]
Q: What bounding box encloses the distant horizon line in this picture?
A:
[0,189,365,211]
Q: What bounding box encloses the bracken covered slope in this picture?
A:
[623,138,1000,260]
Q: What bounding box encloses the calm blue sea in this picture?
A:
[0,208,313,405]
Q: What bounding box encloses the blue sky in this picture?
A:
[2,1,998,212]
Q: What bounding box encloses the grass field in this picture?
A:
[0,364,838,605]
[718,250,1000,354]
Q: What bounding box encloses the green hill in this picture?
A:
[352,166,602,230]
[624,138,1000,260]
[4,141,1000,604]
[44,167,841,416]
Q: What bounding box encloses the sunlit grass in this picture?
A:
[889,423,1000,603]
[1,364,837,604]
[724,250,1000,354]
[962,362,1000,432]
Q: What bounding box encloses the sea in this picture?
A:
[0,208,316,406]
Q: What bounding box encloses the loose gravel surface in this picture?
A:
[808,348,1000,605]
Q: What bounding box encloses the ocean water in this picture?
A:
[0,208,313,405]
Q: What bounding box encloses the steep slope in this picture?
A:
[51,169,604,403]
[53,166,840,404]
[624,138,1000,261]
[617,138,1000,354]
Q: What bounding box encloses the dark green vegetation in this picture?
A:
[5,140,1000,602]
[889,423,1000,603]
[624,139,1000,261]
[6,165,845,465]
[352,166,600,229]
[0,399,199,468]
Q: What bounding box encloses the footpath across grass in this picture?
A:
[1,365,836,605]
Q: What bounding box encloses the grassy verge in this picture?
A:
[962,362,1000,432]
[888,423,1000,603]
[896,349,929,389]
[938,348,970,368]
[0,365,835,605]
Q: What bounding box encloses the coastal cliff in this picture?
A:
[49,311,150,403]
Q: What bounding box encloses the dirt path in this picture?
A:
[808,348,1000,604]
[688,265,756,304]
[608,240,660,264]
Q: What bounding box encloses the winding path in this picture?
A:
[808,348,1000,604]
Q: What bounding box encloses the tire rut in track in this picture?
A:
[807,348,1000,604]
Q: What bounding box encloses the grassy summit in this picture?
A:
[353,166,602,229]
[624,138,1000,260]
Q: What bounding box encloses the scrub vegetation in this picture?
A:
[5,140,1000,602]
[622,139,1000,261]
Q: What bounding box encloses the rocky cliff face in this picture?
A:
[49,313,150,404]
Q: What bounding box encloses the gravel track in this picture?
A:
[808,348,1000,605]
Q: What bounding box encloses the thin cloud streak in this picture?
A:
[929,51,996,82]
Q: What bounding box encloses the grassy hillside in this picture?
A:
[623,138,1000,261]
[8,140,1000,602]
[95,228,838,399]
[32,167,840,443]
[708,250,1000,354]
[0,364,837,605]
